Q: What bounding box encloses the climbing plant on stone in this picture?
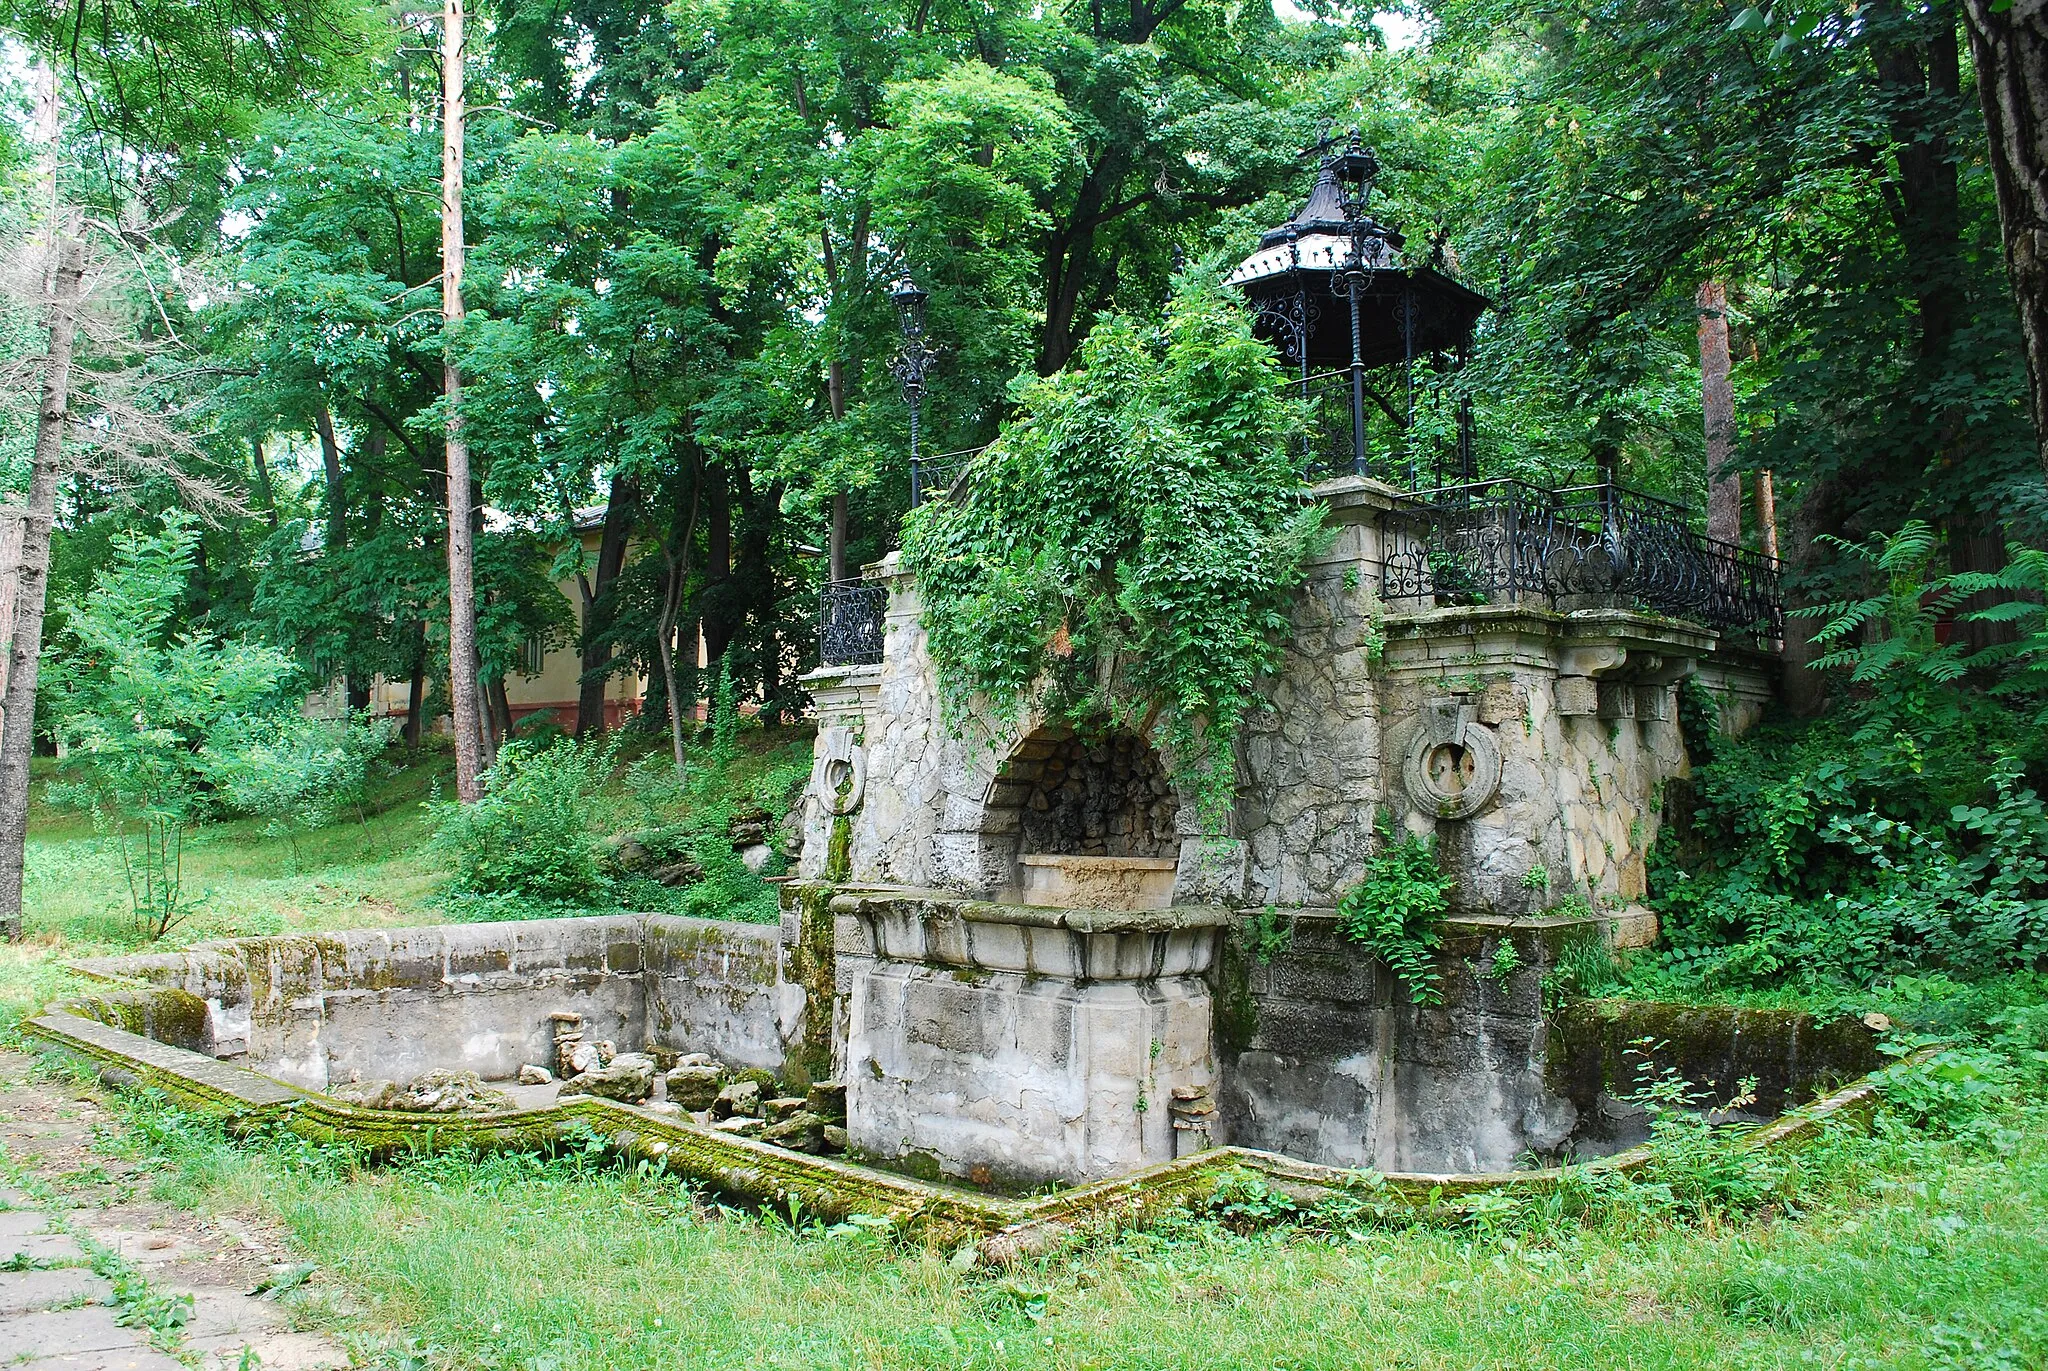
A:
[901,268,1328,821]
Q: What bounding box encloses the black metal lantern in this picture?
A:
[889,273,941,503]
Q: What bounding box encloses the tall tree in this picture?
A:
[1962,0,2048,479]
[442,0,487,800]
[0,63,81,939]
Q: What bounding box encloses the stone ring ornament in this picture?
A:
[1402,701,1501,820]
[810,726,867,817]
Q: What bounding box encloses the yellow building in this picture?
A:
[353,508,658,736]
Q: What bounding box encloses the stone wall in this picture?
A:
[69,915,803,1094]
[831,889,1224,1187]
[1016,731,1179,859]
[1214,911,1577,1173]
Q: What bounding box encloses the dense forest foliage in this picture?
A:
[1,0,2045,979]
[0,0,2031,721]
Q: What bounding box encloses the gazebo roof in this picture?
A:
[1229,138,1490,373]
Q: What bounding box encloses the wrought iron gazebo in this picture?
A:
[1227,130,1488,487]
[1229,131,1781,641]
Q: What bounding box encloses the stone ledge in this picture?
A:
[18,1001,1927,1269]
[830,887,1232,934]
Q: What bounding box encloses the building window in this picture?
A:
[518,635,546,677]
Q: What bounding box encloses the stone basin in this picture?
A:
[834,888,1226,980]
[832,890,1228,1186]
[1016,854,1177,911]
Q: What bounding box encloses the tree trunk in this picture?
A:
[404,620,427,747]
[703,466,736,669]
[0,54,80,939]
[251,438,279,528]
[1962,0,2048,480]
[1756,470,1780,565]
[829,491,848,583]
[1780,478,1839,715]
[0,235,83,938]
[489,675,514,741]
[315,401,346,550]
[442,0,485,802]
[655,471,703,783]
[574,474,637,740]
[1697,280,1742,545]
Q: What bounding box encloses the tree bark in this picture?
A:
[829,491,848,583]
[573,474,637,740]
[314,401,346,550]
[1697,280,1742,544]
[442,0,485,802]
[1756,470,1780,565]
[0,235,83,938]
[1962,0,2048,480]
[251,438,279,528]
[703,466,737,669]
[404,620,427,747]
[655,468,703,783]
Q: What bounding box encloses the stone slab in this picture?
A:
[1,1233,86,1263]
[0,1306,150,1358]
[0,1209,58,1237]
[75,1228,200,1267]
[18,1352,185,1371]
[193,1330,350,1370]
[0,1267,114,1315]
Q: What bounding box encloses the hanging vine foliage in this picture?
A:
[901,268,1328,820]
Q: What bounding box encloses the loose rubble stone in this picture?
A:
[762,1096,806,1124]
[404,1070,514,1113]
[710,1116,764,1138]
[822,1124,850,1152]
[760,1110,827,1152]
[664,1064,726,1111]
[558,1052,656,1103]
[326,1071,512,1114]
[563,1041,610,1076]
[804,1080,847,1123]
[517,1064,553,1085]
[711,1079,762,1120]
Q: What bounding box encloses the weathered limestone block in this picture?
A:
[839,893,1224,1186]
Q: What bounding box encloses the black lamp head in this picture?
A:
[891,277,929,339]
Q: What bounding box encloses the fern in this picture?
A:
[1337,816,1455,1005]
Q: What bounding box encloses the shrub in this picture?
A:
[44,517,385,939]
[1648,525,2048,991]
[1337,816,1455,1004]
[431,737,619,907]
[902,268,1327,822]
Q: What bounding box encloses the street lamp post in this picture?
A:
[890,276,940,506]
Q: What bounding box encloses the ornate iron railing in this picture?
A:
[1381,479,1783,640]
[818,578,886,667]
[1292,370,1366,478]
[909,447,988,508]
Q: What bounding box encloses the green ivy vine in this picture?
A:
[901,269,1328,821]
[1337,815,1456,1005]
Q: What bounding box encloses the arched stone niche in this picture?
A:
[958,726,1184,909]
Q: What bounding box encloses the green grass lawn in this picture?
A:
[107,1086,2048,1370]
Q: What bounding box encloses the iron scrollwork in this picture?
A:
[819,578,887,667]
[1381,479,1784,641]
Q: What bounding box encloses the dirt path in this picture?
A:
[0,1049,354,1369]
